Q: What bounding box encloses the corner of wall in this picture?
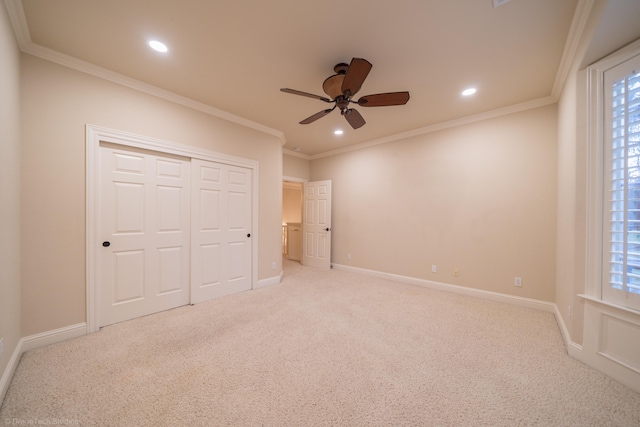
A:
[0,0,22,408]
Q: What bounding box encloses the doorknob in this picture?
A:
[324,228,331,232]
[247,233,251,238]
[102,241,110,247]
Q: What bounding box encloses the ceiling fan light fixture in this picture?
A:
[323,74,345,99]
[148,40,168,53]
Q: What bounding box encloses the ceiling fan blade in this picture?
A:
[357,91,410,107]
[343,108,366,129]
[281,88,332,103]
[300,108,334,124]
[341,58,372,97]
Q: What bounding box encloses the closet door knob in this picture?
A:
[102,241,111,247]
[247,233,251,238]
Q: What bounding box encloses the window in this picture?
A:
[603,53,640,311]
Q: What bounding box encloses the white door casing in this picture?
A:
[86,125,259,333]
[191,159,252,303]
[302,180,332,270]
[99,144,191,327]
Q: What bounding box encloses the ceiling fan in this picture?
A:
[280,58,410,129]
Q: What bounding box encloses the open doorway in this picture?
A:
[283,178,332,270]
[282,181,303,262]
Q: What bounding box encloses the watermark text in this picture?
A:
[4,419,80,425]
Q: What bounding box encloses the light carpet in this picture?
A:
[1,259,639,426]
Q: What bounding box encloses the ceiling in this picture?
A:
[4,0,637,157]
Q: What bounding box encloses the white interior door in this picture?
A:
[99,144,190,327]
[191,159,252,303]
[302,180,332,270]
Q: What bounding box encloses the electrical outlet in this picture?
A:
[568,305,572,320]
[514,277,522,287]
[431,265,437,273]
[271,261,276,270]
[347,253,351,260]
[453,268,459,277]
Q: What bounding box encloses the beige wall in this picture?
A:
[556,66,588,345]
[556,67,581,344]
[0,3,22,396]
[283,154,310,181]
[311,105,558,302]
[20,54,283,336]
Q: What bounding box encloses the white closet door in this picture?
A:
[99,145,190,327]
[191,159,252,303]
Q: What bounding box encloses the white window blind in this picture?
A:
[604,54,640,311]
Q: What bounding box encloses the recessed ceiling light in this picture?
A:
[462,88,477,96]
[148,40,168,53]
[334,130,344,135]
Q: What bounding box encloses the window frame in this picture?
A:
[602,59,640,308]
[587,39,640,312]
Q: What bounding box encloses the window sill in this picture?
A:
[578,294,640,316]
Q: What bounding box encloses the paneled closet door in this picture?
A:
[99,144,191,327]
[191,159,252,304]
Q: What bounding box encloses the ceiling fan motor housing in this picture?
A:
[333,63,349,74]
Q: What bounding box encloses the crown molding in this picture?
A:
[310,95,556,160]
[3,0,286,145]
[551,0,597,99]
[283,149,312,160]
[3,0,29,50]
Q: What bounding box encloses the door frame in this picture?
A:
[86,124,259,333]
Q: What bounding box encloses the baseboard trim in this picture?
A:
[255,270,283,289]
[0,339,23,405]
[21,323,88,353]
[1,322,87,405]
[553,303,584,358]
[331,264,597,381]
[332,264,556,313]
